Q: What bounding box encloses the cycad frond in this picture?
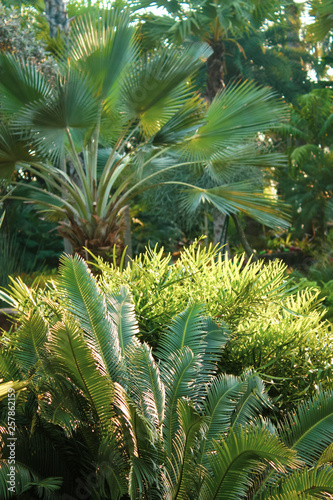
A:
[106,286,140,356]
[48,317,114,435]
[230,375,273,430]
[199,374,248,464]
[57,254,123,384]
[157,303,207,360]
[11,309,47,376]
[202,426,298,500]
[278,390,333,466]
[127,343,165,429]
[167,399,207,500]
[161,346,203,456]
[259,466,333,499]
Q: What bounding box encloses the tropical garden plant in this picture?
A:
[91,240,333,409]
[0,7,290,261]
[1,253,333,498]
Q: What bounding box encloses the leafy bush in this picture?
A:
[93,240,333,409]
[1,255,333,499]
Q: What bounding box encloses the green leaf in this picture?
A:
[180,181,291,229]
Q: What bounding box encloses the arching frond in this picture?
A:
[57,254,124,384]
[278,390,333,466]
[201,426,298,500]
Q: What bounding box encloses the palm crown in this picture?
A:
[0,8,289,258]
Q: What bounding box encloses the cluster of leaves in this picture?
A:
[1,254,333,498]
[0,3,55,80]
[276,89,333,239]
[93,241,333,409]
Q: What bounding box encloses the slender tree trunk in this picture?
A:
[44,0,68,38]
[123,205,133,266]
[231,214,258,261]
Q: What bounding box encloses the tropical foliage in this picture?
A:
[0,7,290,261]
[1,253,333,498]
[90,240,333,409]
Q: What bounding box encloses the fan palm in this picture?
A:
[0,8,290,260]
[1,256,333,498]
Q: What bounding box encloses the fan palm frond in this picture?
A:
[182,81,287,161]
[0,53,52,115]
[180,181,290,229]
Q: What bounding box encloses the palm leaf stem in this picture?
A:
[11,192,77,219]
[87,109,101,190]
[109,161,196,216]
[65,128,92,209]
[97,160,130,214]
[27,164,90,218]
[99,118,137,187]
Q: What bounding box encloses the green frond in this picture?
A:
[0,53,52,115]
[152,95,205,146]
[182,81,287,161]
[0,460,40,499]
[48,317,114,435]
[180,181,290,229]
[15,70,99,161]
[202,425,298,500]
[127,343,165,429]
[97,436,128,500]
[0,125,39,179]
[205,147,286,184]
[11,309,48,376]
[161,346,203,456]
[168,398,207,500]
[57,254,124,384]
[259,466,333,499]
[230,375,274,430]
[69,9,136,101]
[278,389,333,466]
[199,374,248,464]
[290,144,320,166]
[122,43,211,135]
[316,443,333,468]
[157,303,207,361]
[106,286,140,356]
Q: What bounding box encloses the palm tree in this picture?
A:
[0,9,289,261]
[1,255,333,498]
[135,0,288,250]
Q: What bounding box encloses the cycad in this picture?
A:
[0,8,289,260]
[1,256,333,498]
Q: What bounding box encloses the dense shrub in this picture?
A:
[94,240,333,409]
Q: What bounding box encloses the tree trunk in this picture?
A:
[44,0,68,38]
[205,41,225,102]
[123,205,133,266]
[231,214,258,261]
[213,211,229,255]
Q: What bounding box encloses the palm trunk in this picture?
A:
[44,0,68,38]
[205,41,225,102]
